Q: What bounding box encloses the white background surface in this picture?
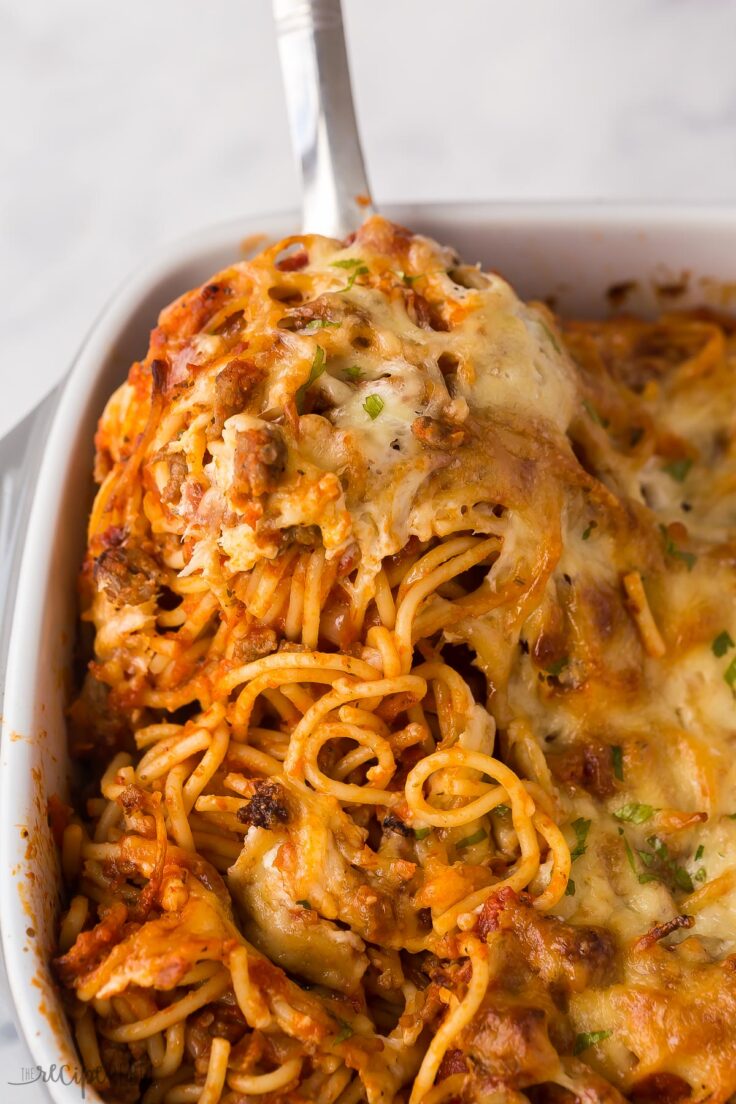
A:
[2,0,736,1095]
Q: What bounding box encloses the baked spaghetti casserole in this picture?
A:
[53,217,736,1103]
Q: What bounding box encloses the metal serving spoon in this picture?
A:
[273,0,375,238]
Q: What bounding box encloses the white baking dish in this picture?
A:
[3,202,736,1103]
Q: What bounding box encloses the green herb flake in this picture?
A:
[331,257,366,270]
[621,832,638,874]
[333,1019,354,1044]
[676,547,698,571]
[694,844,704,861]
[573,1029,612,1055]
[695,867,707,883]
[494,804,511,817]
[582,520,597,541]
[570,818,591,862]
[413,827,431,841]
[614,803,654,825]
[401,271,422,286]
[725,656,736,690]
[302,318,340,334]
[647,835,667,858]
[565,879,576,897]
[583,399,609,428]
[345,364,363,381]
[660,524,697,571]
[295,346,326,413]
[339,264,369,292]
[541,323,561,354]
[296,899,312,909]
[611,745,624,782]
[456,828,487,850]
[363,394,384,420]
[712,631,735,658]
[673,866,695,893]
[626,834,695,894]
[545,656,569,678]
[663,457,693,482]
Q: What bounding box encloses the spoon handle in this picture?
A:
[273,0,375,238]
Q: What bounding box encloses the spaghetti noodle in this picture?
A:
[54,217,736,1102]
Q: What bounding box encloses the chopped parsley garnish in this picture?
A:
[570,818,591,862]
[494,804,511,816]
[583,399,609,428]
[296,899,311,909]
[695,867,707,883]
[663,457,692,482]
[541,323,561,354]
[694,844,704,861]
[413,827,431,840]
[660,524,697,571]
[401,271,423,286]
[627,835,694,893]
[620,829,637,873]
[565,879,576,897]
[582,520,597,541]
[345,267,369,290]
[725,656,736,690]
[363,394,384,420]
[333,1018,354,1044]
[545,656,569,678]
[295,346,326,413]
[673,866,695,893]
[335,261,369,291]
[614,803,654,824]
[302,318,340,334]
[712,631,735,658]
[344,364,363,381]
[574,1029,612,1055]
[611,745,624,781]
[456,828,487,850]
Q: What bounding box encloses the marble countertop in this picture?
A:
[2,0,736,1096]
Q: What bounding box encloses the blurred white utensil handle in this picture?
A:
[0,389,60,716]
